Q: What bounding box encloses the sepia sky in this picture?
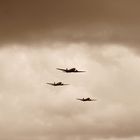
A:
[0,0,140,140]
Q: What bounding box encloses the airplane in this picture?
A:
[56,68,86,73]
[46,82,69,86]
[77,97,97,102]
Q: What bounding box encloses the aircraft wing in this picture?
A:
[56,68,67,72]
[62,84,69,86]
[76,70,86,72]
[76,98,83,101]
[46,83,54,86]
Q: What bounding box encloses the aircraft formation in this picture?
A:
[47,67,97,102]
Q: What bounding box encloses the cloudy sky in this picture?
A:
[0,0,140,140]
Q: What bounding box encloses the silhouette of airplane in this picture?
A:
[56,68,86,73]
[77,97,97,102]
[46,82,69,86]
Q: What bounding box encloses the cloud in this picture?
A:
[0,0,140,49]
[0,43,140,140]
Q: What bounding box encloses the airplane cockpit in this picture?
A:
[71,68,76,71]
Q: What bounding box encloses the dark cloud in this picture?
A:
[0,0,140,46]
